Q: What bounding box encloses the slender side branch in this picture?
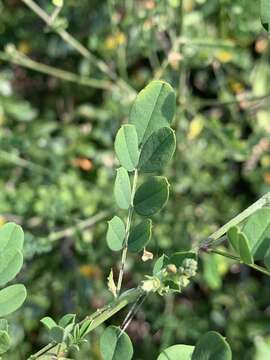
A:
[116,169,138,296]
[199,191,270,249]
[209,248,270,277]
[0,50,112,90]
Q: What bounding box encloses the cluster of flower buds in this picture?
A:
[141,258,198,295]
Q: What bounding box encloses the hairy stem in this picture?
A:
[116,169,138,296]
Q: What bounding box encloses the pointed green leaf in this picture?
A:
[157,344,194,360]
[192,331,232,360]
[49,326,65,343]
[40,317,57,330]
[264,247,270,270]
[0,330,10,355]
[128,219,152,252]
[227,226,239,252]
[261,0,270,31]
[114,124,139,171]
[59,314,76,328]
[0,284,26,317]
[238,233,254,264]
[134,176,170,216]
[114,167,131,209]
[139,127,176,173]
[0,248,23,286]
[100,326,133,360]
[242,208,270,260]
[106,216,125,251]
[0,222,24,252]
[129,80,176,145]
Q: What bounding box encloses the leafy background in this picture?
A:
[0,0,270,358]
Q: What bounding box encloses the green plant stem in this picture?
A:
[28,342,56,359]
[0,50,112,90]
[199,191,270,249]
[20,0,136,96]
[116,169,138,296]
[209,248,270,276]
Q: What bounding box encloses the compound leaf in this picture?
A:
[134,176,169,216]
[100,326,133,360]
[129,80,176,145]
[157,344,194,360]
[139,127,176,173]
[114,167,131,210]
[114,124,139,171]
[128,219,152,252]
[0,284,26,317]
[106,216,125,251]
[192,331,232,360]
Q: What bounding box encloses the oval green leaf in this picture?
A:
[114,124,139,171]
[192,331,232,360]
[0,330,10,355]
[0,248,23,286]
[238,232,254,265]
[129,80,176,145]
[106,216,126,251]
[134,176,170,216]
[128,219,152,252]
[100,326,133,360]
[0,222,24,252]
[0,284,27,317]
[139,127,176,173]
[242,208,270,260]
[157,344,194,360]
[114,167,131,210]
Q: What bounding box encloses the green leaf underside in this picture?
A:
[0,222,24,252]
[242,208,270,260]
[0,248,23,286]
[128,219,152,252]
[238,233,253,264]
[114,124,139,171]
[0,284,27,317]
[100,326,133,360]
[157,344,195,360]
[0,330,10,355]
[264,247,270,270]
[134,176,169,216]
[129,80,176,145]
[139,127,176,173]
[227,226,239,252]
[203,253,222,290]
[261,0,270,31]
[114,167,131,209]
[106,216,126,251]
[192,331,232,360]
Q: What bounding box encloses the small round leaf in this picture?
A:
[157,344,194,360]
[128,219,152,252]
[192,331,232,360]
[0,284,27,317]
[100,326,133,360]
[114,167,131,210]
[114,124,139,171]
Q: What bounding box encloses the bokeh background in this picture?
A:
[0,0,270,358]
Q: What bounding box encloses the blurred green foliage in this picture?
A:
[0,0,270,358]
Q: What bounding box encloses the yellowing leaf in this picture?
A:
[187,116,204,140]
[107,269,117,298]
[215,50,233,63]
